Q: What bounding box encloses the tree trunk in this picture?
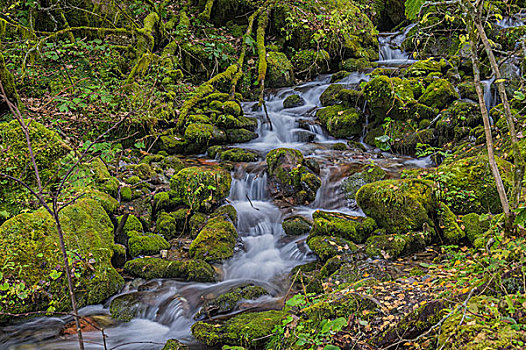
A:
[467,25,513,231]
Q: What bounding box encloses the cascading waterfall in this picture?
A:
[3,23,436,349]
[378,24,417,65]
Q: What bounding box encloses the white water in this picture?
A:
[377,24,417,65]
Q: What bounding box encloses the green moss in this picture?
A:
[196,284,268,319]
[0,199,124,319]
[170,167,231,212]
[461,213,490,244]
[341,57,376,71]
[110,293,144,322]
[191,310,286,348]
[320,84,345,106]
[162,339,189,350]
[266,148,320,205]
[282,215,313,235]
[211,205,238,223]
[156,209,189,239]
[220,148,258,162]
[435,155,512,214]
[189,216,238,262]
[226,128,258,143]
[356,179,436,234]
[404,58,447,77]
[291,49,330,79]
[437,202,465,243]
[283,94,305,109]
[419,79,458,110]
[128,232,170,257]
[266,51,294,88]
[124,257,215,282]
[341,164,386,200]
[365,231,429,258]
[316,104,362,138]
[117,214,143,235]
[311,210,377,243]
[120,186,132,202]
[363,75,416,122]
[153,191,179,214]
[126,176,141,185]
[184,123,226,151]
[307,235,358,262]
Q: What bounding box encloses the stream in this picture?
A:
[3,26,437,350]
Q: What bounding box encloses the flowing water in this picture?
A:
[378,24,417,65]
[2,25,433,350]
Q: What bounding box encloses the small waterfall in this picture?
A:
[496,16,525,28]
[378,24,417,65]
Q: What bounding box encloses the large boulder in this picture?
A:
[266,148,321,205]
[0,120,69,221]
[0,199,124,319]
[170,167,231,212]
[419,79,458,110]
[356,179,437,234]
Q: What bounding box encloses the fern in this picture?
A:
[405,0,426,20]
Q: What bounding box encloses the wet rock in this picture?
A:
[189,216,238,262]
[266,148,321,205]
[211,204,238,224]
[365,228,433,259]
[283,94,305,109]
[316,105,363,138]
[110,292,147,322]
[282,215,313,235]
[356,179,436,234]
[226,128,258,143]
[162,339,189,350]
[340,163,386,200]
[195,284,269,320]
[124,257,216,282]
[191,310,286,348]
[220,148,259,162]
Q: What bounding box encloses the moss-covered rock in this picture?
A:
[110,292,146,322]
[320,84,345,106]
[162,339,189,350]
[363,75,416,122]
[436,202,464,243]
[365,230,432,258]
[283,94,305,109]
[461,213,490,244]
[356,179,436,234]
[170,167,231,212]
[189,216,238,262]
[433,155,512,214]
[191,310,286,348]
[310,210,377,243]
[128,231,170,257]
[419,79,458,110]
[291,49,330,79]
[226,128,258,143]
[220,148,259,162]
[266,148,321,205]
[124,257,215,282]
[307,235,358,262]
[266,52,294,88]
[341,57,376,71]
[341,164,386,200]
[0,199,124,319]
[196,284,269,320]
[211,204,238,224]
[282,215,313,235]
[88,158,120,196]
[404,58,448,77]
[316,104,363,138]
